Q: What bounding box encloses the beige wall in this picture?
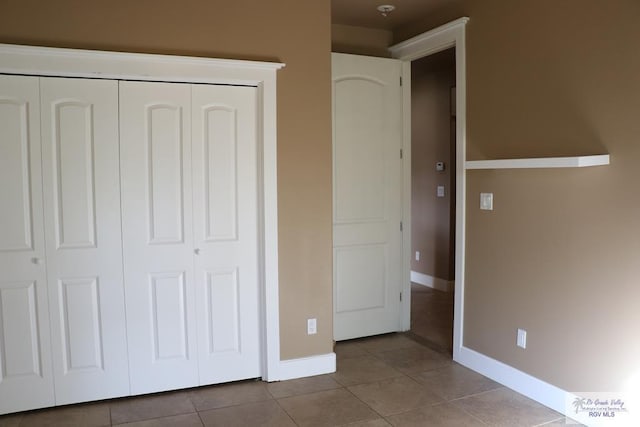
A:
[460,0,640,392]
[0,0,333,361]
[331,24,392,58]
[411,50,456,281]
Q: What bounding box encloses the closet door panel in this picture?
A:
[120,81,198,395]
[192,85,261,385]
[40,77,129,404]
[0,75,55,414]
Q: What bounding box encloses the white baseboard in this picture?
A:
[456,346,619,427]
[411,270,454,292]
[272,352,336,382]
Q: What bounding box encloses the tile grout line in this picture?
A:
[342,383,390,421]
[447,400,491,426]
[272,390,306,427]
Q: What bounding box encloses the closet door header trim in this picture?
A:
[0,43,284,85]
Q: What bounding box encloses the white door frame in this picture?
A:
[389,17,469,361]
[0,43,288,381]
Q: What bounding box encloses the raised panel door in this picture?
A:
[119,81,199,394]
[332,53,404,340]
[0,75,55,414]
[192,85,261,385]
[40,77,130,404]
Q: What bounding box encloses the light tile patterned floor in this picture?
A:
[0,333,578,426]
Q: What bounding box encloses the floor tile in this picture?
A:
[410,284,454,353]
[113,412,203,427]
[188,381,272,412]
[332,354,403,386]
[342,419,392,426]
[386,402,486,426]
[0,413,22,427]
[411,363,502,401]
[278,388,379,426]
[19,402,110,427]
[454,387,562,426]
[110,392,195,425]
[374,345,452,375]
[199,400,295,427]
[356,334,425,354]
[334,341,368,359]
[348,376,443,416]
[266,374,341,398]
[535,417,585,426]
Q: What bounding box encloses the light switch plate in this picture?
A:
[480,193,493,210]
[437,185,445,198]
[307,318,317,335]
[517,328,527,349]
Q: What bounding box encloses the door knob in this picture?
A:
[194,248,200,255]
[31,257,43,265]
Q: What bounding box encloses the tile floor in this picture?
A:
[0,333,578,426]
[409,283,454,354]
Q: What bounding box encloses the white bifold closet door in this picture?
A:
[40,77,130,404]
[0,75,55,413]
[120,82,198,394]
[120,81,260,394]
[191,84,260,385]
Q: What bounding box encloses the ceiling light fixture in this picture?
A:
[377,4,395,17]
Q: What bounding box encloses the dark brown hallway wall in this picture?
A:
[0,0,333,360]
[411,49,456,282]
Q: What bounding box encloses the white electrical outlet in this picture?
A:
[517,328,527,349]
[307,318,317,335]
[415,251,420,261]
[437,185,445,198]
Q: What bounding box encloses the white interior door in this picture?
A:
[40,77,129,404]
[0,75,55,413]
[120,81,199,394]
[192,84,261,385]
[332,53,404,341]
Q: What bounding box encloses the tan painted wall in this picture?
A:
[411,50,456,281]
[0,0,333,360]
[331,24,392,58]
[399,0,640,391]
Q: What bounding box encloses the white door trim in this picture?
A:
[389,17,469,360]
[0,43,285,382]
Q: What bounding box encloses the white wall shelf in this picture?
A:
[465,154,609,170]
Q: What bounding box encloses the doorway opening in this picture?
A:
[391,17,468,362]
[408,48,456,354]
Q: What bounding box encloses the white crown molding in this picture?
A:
[389,17,470,61]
